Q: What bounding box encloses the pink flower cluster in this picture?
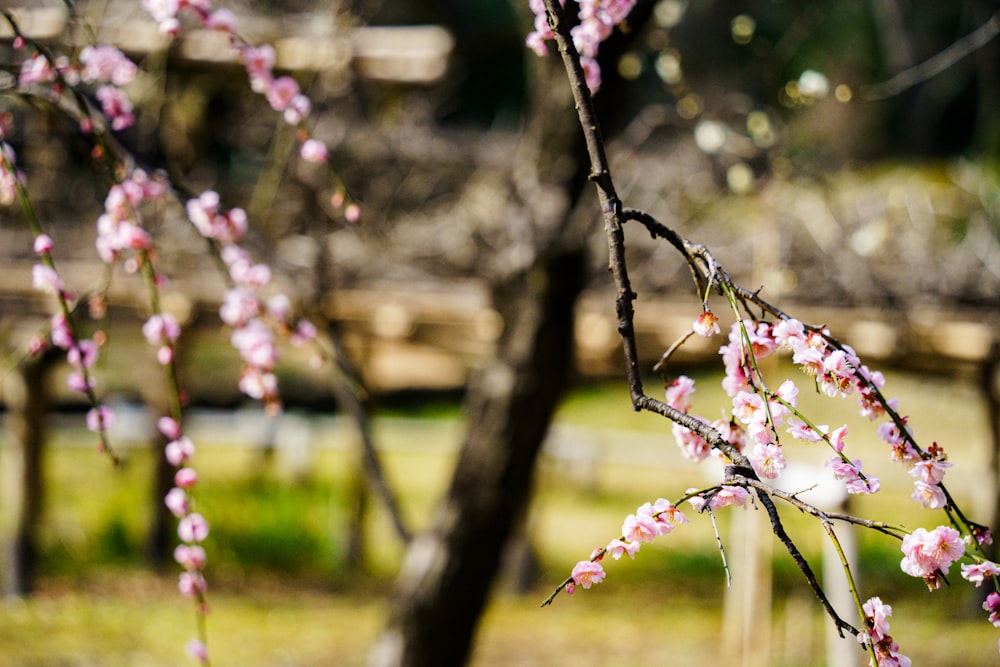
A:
[526,0,637,92]
[0,142,23,205]
[29,230,119,432]
[665,375,744,461]
[718,318,947,496]
[186,191,316,410]
[159,415,211,663]
[899,525,965,589]
[566,499,688,595]
[16,41,139,131]
[857,597,911,667]
[143,0,358,221]
[96,169,167,264]
[687,485,749,512]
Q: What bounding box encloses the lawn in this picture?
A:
[1,366,997,665]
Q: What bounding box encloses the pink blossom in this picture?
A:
[300,138,329,163]
[67,371,94,393]
[911,482,947,509]
[732,391,766,427]
[908,459,952,485]
[772,318,805,347]
[238,366,278,402]
[174,544,207,570]
[862,597,893,642]
[646,497,689,526]
[231,320,278,369]
[86,405,115,433]
[67,339,99,369]
[178,512,210,543]
[242,44,275,92]
[19,54,58,86]
[570,560,606,589]
[95,85,135,130]
[219,288,259,327]
[622,512,660,544]
[205,8,238,32]
[291,319,318,346]
[665,375,695,413]
[164,487,189,517]
[693,311,720,337]
[186,639,209,664]
[900,526,965,582]
[178,571,207,598]
[34,234,53,255]
[50,313,73,349]
[819,349,855,397]
[344,203,361,223]
[165,436,195,466]
[671,421,711,461]
[142,313,182,346]
[32,264,63,294]
[984,591,1000,627]
[284,94,311,124]
[786,417,825,443]
[710,486,749,510]
[607,538,640,560]
[826,456,879,495]
[266,76,300,112]
[158,416,181,440]
[961,560,1000,586]
[79,45,137,86]
[175,467,198,488]
[828,424,848,452]
[749,443,785,480]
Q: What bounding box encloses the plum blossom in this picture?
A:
[95,85,135,130]
[899,526,965,587]
[79,45,137,86]
[666,375,696,413]
[178,571,207,598]
[174,544,207,571]
[570,560,605,589]
[622,512,660,544]
[857,597,911,667]
[165,436,196,466]
[749,442,785,479]
[164,487,189,517]
[671,421,711,461]
[32,264,63,295]
[606,538,640,560]
[86,405,115,433]
[178,512,210,543]
[961,560,1000,587]
[826,456,880,495]
[983,591,1000,627]
[688,485,749,512]
[526,0,637,92]
[693,310,720,337]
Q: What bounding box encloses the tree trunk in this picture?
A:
[2,351,55,596]
[369,244,584,667]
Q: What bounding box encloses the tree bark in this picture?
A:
[369,243,584,667]
[2,351,55,596]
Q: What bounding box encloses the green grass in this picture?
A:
[2,367,998,665]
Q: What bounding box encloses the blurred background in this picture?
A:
[1,0,999,665]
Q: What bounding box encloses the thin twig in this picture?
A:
[860,12,1000,100]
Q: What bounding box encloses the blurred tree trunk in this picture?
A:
[367,17,594,664]
[369,242,585,667]
[2,351,55,596]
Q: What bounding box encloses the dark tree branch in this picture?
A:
[861,11,1000,100]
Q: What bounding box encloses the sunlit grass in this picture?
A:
[1,365,997,665]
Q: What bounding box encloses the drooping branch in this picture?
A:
[861,11,1000,100]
